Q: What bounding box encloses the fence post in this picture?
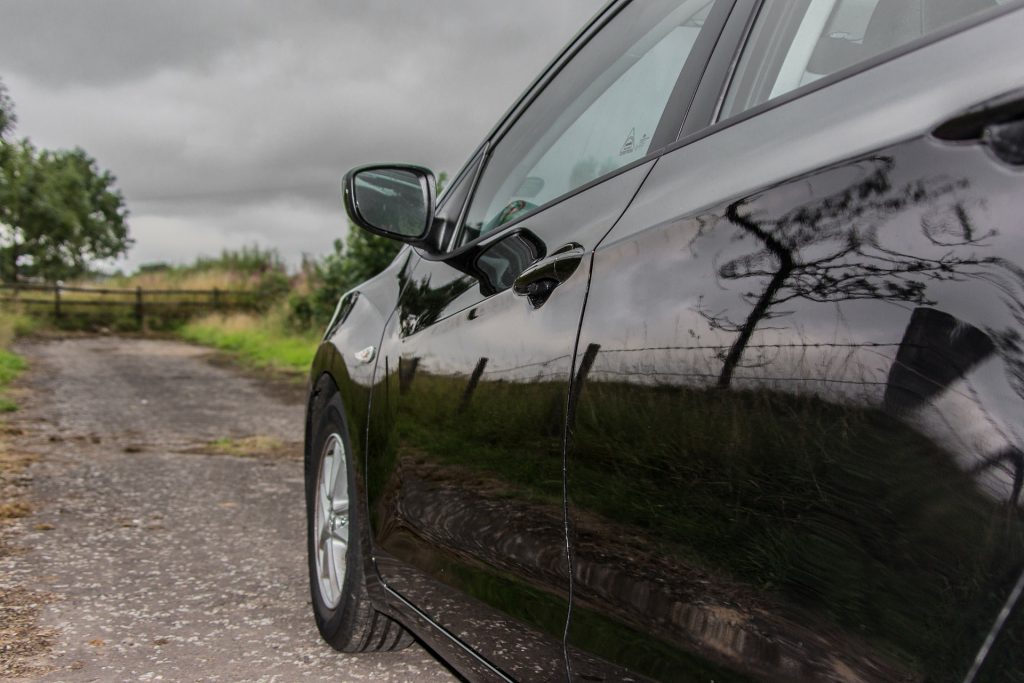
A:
[458,357,489,414]
[399,356,420,395]
[54,283,62,321]
[213,287,221,311]
[135,286,144,329]
[568,343,601,424]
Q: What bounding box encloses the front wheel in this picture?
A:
[312,430,350,611]
[306,377,413,651]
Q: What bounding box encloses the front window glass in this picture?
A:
[459,0,718,247]
[721,0,1003,119]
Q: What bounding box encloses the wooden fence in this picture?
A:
[0,282,263,329]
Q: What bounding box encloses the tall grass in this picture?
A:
[383,365,1024,681]
[7,244,321,374]
[6,245,298,332]
[68,244,291,296]
[0,309,34,411]
[0,309,42,343]
[103,268,256,292]
[179,306,319,377]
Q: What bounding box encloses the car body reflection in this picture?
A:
[564,131,1024,681]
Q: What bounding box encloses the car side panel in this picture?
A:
[306,248,420,605]
[362,161,657,682]
[565,10,1024,683]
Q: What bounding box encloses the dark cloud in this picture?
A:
[0,0,606,268]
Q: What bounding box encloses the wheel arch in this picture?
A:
[304,342,393,611]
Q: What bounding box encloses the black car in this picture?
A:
[304,1,1024,680]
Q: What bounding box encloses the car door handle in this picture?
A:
[512,243,585,307]
[933,88,1024,165]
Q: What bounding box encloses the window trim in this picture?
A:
[680,0,760,136]
[650,0,740,147]
[445,0,738,254]
[444,144,488,253]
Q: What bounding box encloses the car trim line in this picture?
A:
[381,584,515,682]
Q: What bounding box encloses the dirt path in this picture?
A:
[0,336,455,682]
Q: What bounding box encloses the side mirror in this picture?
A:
[343,164,436,244]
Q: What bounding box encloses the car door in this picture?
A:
[362,1,736,679]
[565,1,1024,681]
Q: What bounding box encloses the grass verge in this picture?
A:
[0,309,32,412]
[0,352,26,413]
[0,308,32,516]
[178,310,319,377]
[199,435,297,459]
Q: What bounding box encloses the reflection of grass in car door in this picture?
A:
[569,379,1024,678]
[395,371,566,504]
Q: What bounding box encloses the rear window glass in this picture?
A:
[721,0,1005,119]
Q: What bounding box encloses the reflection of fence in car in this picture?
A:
[0,282,262,328]
[450,312,1024,506]
[469,342,909,393]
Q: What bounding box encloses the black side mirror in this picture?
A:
[343,164,436,245]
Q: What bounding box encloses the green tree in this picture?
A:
[0,142,131,282]
[0,78,14,141]
[0,78,16,181]
[293,229,402,328]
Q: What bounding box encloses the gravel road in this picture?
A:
[0,336,456,683]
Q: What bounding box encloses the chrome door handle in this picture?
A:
[512,243,585,307]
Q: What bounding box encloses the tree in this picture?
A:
[0,78,14,141]
[0,79,16,179]
[700,157,995,388]
[0,142,131,282]
[0,80,131,282]
[294,228,401,327]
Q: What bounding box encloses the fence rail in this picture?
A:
[0,282,263,329]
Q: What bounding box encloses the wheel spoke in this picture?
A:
[320,493,332,527]
[319,535,331,580]
[330,459,345,502]
[320,454,333,504]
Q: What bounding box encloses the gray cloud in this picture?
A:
[0,0,605,268]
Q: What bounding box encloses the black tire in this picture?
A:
[305,375,413,652]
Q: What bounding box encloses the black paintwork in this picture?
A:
[306,3,1024,681]
[365,162,654,682]
[565,131,1024,683]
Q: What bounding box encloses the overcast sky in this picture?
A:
[0,1,605,271]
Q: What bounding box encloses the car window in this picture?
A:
[720,0,1003,119]
[457,0,720,248]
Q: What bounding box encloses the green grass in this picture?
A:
[0,311,30,411]
[381,369,1024,682]
[0,309,44,340]
[204,435,292,458]
[178,311,319,377]
[0,350,26,385]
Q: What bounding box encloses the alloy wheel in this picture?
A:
[314,432,350,609]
